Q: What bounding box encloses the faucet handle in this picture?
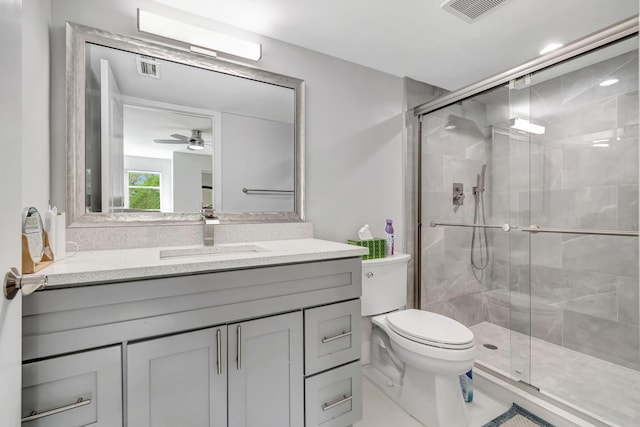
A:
[201,208,217,219]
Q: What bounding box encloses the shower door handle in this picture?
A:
[521,225,638,237]
[429,221,514,232]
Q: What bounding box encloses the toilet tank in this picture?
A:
[361,253,411,316]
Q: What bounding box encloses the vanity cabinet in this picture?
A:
[23,257,362,427]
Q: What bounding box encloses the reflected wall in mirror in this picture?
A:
[67,22,305,225]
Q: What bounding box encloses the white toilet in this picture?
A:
[361,253,476,427]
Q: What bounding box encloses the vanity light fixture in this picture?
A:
[137,9,262,61]
[599,78,619,87]
[539,42,563,55]
[509,118,545,135]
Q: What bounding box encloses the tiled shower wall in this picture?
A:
[420,49,639,370]
[420,99,500,325]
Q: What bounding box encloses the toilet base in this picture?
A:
[400,365,469,427]
[364,364,470,427]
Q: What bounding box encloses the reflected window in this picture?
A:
[126,170,161,211]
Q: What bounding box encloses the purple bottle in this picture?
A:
[385,219,394,256]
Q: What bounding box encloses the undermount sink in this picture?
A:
[159,244,269,260]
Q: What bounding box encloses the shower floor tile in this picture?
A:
[470,321,640,427]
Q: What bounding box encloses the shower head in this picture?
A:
[444,115,457,130]
[442,114,484,139]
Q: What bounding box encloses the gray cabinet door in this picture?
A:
[127,327,227,427]
[228,311,304,427]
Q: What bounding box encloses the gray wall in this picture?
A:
[49,0,405,247]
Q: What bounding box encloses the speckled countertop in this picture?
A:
[33,238,368,287]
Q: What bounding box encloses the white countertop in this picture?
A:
[34,238,368,287]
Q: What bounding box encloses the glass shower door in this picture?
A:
[507,75,533,386]
[515,36,640,425]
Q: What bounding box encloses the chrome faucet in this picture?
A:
[202,208,220,246]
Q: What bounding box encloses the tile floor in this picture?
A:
[470,321,640,427]
[354,376,510,427]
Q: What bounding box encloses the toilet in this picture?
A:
[361,253,476,427]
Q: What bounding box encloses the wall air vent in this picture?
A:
[135,55,160,79]
[441,0,510,23]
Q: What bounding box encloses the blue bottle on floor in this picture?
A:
[459,369,473,402]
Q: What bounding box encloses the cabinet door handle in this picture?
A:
[236,325,242,370]
[321,394,353,411]
[22,397,91,422]
[322,330,352,343]
[216,329,222,375]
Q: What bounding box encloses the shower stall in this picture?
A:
[414,18,639,426]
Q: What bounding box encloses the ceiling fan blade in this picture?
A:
[169,134,189,141]
[153,139,188,144]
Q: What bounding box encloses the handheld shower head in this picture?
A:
[479,164,487,190]
[473,164,487,194]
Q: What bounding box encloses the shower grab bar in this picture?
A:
[521,225,638,237]
[242,187,294,195]
[429,221,514,232]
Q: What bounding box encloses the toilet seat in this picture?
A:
[386,310,474,350]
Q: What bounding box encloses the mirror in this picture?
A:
[67,22,305,225]
[22,207,44,264]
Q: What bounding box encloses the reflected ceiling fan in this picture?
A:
[153,129,211,151]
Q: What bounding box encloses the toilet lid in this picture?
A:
[386,309,474,350]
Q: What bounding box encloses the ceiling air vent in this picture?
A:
[135,55,160,79]
[441,0,510,23]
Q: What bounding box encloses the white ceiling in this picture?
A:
[153,0,638,91]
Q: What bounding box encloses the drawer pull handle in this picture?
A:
[322,394,353,411]
[22,397,91,423]
[216,329,222,375]
[322,330,352,343]
[236,325,242,370]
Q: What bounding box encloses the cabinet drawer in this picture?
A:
[22,346,122,426]
[305,361,362,427]
[305,299,361,375]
